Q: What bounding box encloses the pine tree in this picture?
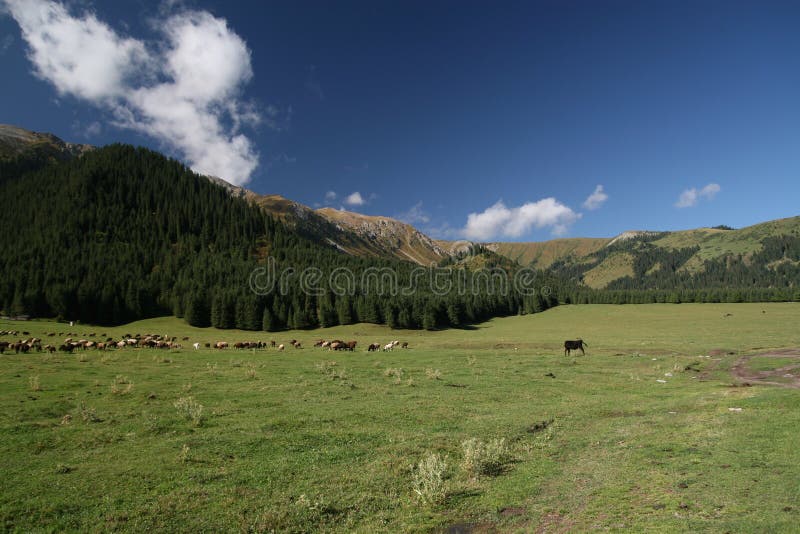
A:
[446,302,463,326]
[185,294,210,327]
[422,305,437,330]
[262,307,277,332]
[336,296,353,325]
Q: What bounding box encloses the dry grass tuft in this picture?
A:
[412,452,448,504]
[174,396,204,426]
[461,437,510,477]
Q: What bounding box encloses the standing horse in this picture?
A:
[564,339,587,356]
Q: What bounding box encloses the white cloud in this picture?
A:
[675,182,721,208]
[463,198,581,241]
[6,0,149,100]
[395,201,430,225]
[582,184,608,210]
[344,191,365,206]
[324,191,337,202]
[6,0,260,185]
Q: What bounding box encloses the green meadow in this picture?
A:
[1,303,799,532]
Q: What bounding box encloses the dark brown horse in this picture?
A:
[564,339,587,356]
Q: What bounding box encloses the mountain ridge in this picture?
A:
[2,124,798,291]
[0,124,93,161]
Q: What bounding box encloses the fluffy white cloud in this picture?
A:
[395,201,430,225]
[6,0,260,185]
[344,191,365,206]
[324,191,337,202]
[5,0,149,100]
[582,184,608,210]
[463,198,581,241]
[675,183,721,208]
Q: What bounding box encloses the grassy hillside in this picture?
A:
[2,303,800,531]
[582,252,636,289]
[486,238,610,270]
[494,217,800,290]
[651,220,799,260]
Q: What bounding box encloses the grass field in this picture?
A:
[2,303,800,532]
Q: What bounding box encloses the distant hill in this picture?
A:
[433,218,796,294]
[484,238,611,270]
[481,219,799,297]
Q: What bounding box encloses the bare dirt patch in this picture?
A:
[731,348,800,389]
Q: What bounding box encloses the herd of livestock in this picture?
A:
[0,329,410,354]
[1,329,585,356]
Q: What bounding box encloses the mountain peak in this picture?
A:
[315,206,450,263]
[606,230,663,247]
[0,124,93,160]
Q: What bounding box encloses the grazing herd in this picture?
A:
[0,330,412,355]
[0,331,191,354]
[0,328,589,356]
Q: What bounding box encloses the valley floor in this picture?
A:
[1,303,799,532]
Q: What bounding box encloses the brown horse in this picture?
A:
[564,339,587,356]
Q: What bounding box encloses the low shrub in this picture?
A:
[412,452,448,504]
[174,396,204,426]
[461,437,510,477]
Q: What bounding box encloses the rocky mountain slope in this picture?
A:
[0,124,93,161]
[246,193,450,264]
[315,208,449,264]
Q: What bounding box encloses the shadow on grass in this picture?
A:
[445,488,483,505]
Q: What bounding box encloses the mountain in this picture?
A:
[240,192,450,264]
[0,138,554,328]
[0,125,450,266]
[314,208,449,264]
[0,123,93,162]
[2,124,796,305]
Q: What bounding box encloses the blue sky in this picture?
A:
[2,0,799,241]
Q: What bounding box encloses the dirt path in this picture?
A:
[731,348,800,389]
